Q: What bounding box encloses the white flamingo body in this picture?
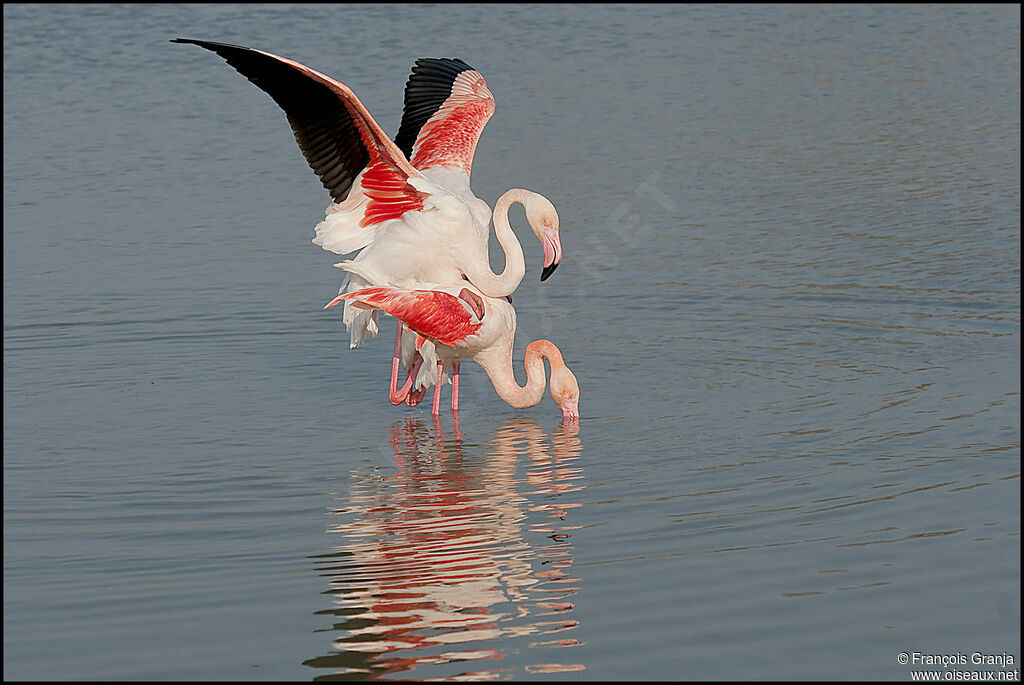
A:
[339,186,559,351]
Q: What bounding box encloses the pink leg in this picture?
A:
[451,410,462,440]
[451,360,461,414]
[431,361,444,415]
[388,323,407,405]
[405,368,426,406]
[390,353,423,405]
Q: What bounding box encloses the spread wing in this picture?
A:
[173,38,425,226]
[393,58,496,177]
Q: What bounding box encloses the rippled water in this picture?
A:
[4,3,1020,681]
[307,418,585,679]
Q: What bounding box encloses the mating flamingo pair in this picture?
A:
[174,39,580,419]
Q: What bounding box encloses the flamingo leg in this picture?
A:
[405,360,427,406]
[390,351,424,405]
[388,322,407,405]
[431,360,444,415]
[406,385,426,406]
[451,360,461,414]
[452,410,461,440]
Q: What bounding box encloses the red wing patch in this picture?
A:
[410,71,495,176]
[358,161,425,227]
[342,287,482,346]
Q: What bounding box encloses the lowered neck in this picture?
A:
[480,339,563,409]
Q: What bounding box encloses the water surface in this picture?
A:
[4,3,1020,681]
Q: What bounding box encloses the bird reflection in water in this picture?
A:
[304,417,585,681]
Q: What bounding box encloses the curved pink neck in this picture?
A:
[481,339,565,409]
[462,188,530,298]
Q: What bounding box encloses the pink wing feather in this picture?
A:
[338,287,482,346]
[393,58,495,177]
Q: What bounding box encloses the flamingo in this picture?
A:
[324,285,581,420]
[172,38,564,403]
[343,188,560,408]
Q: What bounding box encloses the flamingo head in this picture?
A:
[549,362,580,420]
[524,193,562,281]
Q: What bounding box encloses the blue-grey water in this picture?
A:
[4,3,1020,681]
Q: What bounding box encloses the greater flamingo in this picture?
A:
[172,39,564,403]
[343,188,561,407]
[325,285,581,419]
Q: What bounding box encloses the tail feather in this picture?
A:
[334,274,380,348]
[410,338,443,391]
[343,305,379,348]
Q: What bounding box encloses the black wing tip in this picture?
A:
[414,57,474,72]
[170,38,254,53]
[171,37,213,47]
[172,37,367,204]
